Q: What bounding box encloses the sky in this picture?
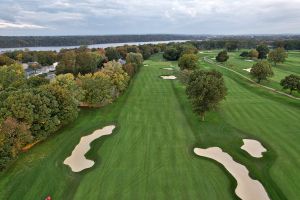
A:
[0,0,300,36]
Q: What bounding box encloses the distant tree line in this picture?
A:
[0,34,206,48]
[1,35,300,50]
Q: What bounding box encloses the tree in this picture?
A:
[2,88,61,138]
[256,44,269,59]
[77,73,112,105]
[0,55,15,66]
[123,63,135,77]
[41,84,78,127]
[116,46,128,59]
[280,74,300,94]
[126,53,144,72]
[27,76,50,88]
[177,69,192,85]
[186,70,227,121]
[56,50,76,74]
[75,51,98,74]
[52,73,84,103]
[139,45,152,60]
[225,42,238,52]
[0,117,32,170]
[248,49,259,59]
[178,44,198,56]
[105,47,121,61]
[0,63,26,90]
[250,61,273,83]
[216,50,229,62]
[102,61,130,97]
[163,46,180,61]
[240,51,249,57]
[36,51,57,66]
[178,54,198,70]
[268,47,288,66]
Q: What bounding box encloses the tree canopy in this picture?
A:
[280,74,300,94]
[178,54,198,70]
[186,70,227,121]
[216,50,229,62]
[268,47,288,65]
[256,44,270,59]
[250,61,273,83]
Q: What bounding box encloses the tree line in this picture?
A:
[0,47,146,170]
[0,34,207,48]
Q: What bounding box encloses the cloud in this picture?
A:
[0,0,299,35]
[0,21,46,29]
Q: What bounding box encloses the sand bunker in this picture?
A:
[245,59,254,62]
[194,147,270,200]
[243,68,251,72]
[241,139,267,158]
[160,75,177,80]
[144,64,149,66]
[162,67,174,70]
[64,125,116,172]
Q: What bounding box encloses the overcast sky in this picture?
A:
[0,0,299,36]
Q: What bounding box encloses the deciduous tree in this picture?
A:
[216,50,229,62]
[186,70,227,121]
[250,61,273,83]
[280,74,300,94]
[268,47,288,66]
[256,44,270,59]
[178,54,198,70]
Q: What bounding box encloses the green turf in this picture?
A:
[201,50,300,97]
[0,53,299,200]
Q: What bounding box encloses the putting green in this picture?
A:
[0,53,299,200]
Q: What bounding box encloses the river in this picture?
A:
[0,40,189,52]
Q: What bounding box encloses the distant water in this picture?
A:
[0,40,189,52]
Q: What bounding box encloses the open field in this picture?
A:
[0,53,299,200]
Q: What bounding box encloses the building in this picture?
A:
[24,62,58,80]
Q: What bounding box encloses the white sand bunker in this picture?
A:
[194,147,270,200]
[241,139,267,158]
[161,75,177,80]
[243,68,251,72]
[64,125,116,172]
[245,59,254,62]
[144,64,149,66]
[162,68,174,70]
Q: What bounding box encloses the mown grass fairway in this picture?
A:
[203,50,300,97]
[0,53,299,200]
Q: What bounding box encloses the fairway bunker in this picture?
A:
[245,59,254,62]
[241,139,267,158]
[243,68,251,72]
[160,75,177,80]
[162,67,174,70]
[194,147,270,200]
[64,125,116,172]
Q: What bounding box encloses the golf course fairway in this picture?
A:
[0,53,299,200]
